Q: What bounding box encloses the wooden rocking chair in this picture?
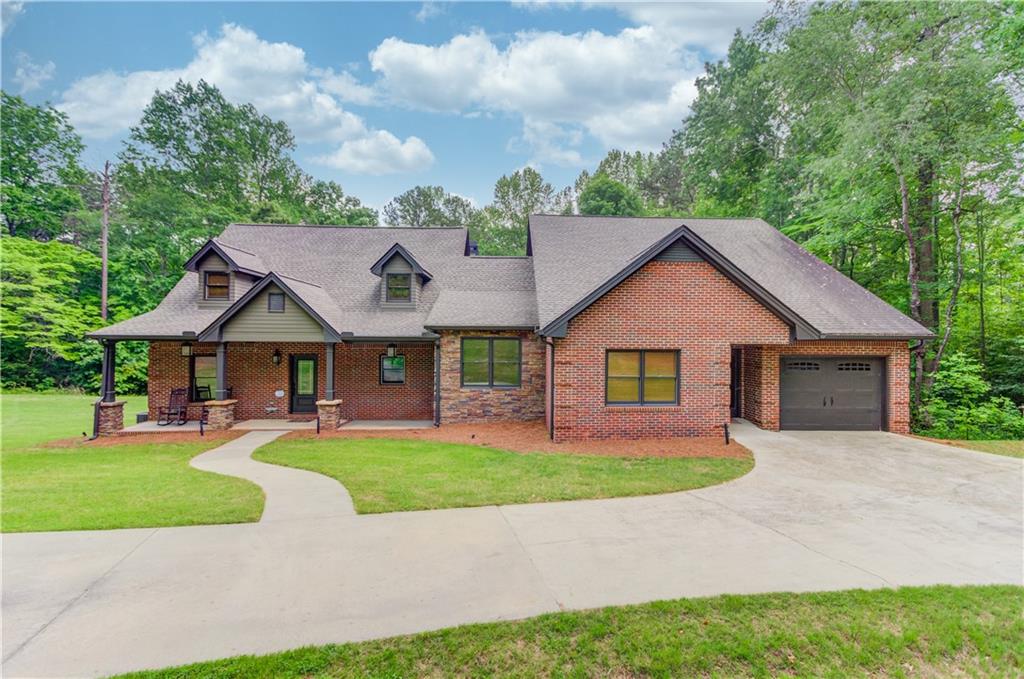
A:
[157,388,190,426]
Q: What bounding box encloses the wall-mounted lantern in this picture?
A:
[272,348,282,366]
[386,343,397,357]
[180,342,193,357]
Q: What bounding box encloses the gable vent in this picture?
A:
[654,238,702,262]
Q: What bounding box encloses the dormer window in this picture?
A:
[205,272,229,300]
[386,273,411,302]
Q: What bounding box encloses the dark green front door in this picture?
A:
[290,355,318,413]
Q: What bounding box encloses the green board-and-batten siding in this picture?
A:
[221,284,325,342]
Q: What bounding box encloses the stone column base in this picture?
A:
[316,399,344,430]
[205,399,238,431]
[97,400,126,436]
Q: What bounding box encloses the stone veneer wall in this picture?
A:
[438,330,546,423]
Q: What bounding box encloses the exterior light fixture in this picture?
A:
[272,349,282,366]
[387,343,397,357]
[180,342,193,357]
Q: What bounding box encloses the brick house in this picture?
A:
[89,216,932,440]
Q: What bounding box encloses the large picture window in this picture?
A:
[191,355,217,401]
[204,272,229,300]
[380,355,406,384]
[386,273,411,302]
[606,350,678,405]
[461,337,521,387]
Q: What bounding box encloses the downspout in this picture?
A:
[546,337,555,441]
[433,339,441,427]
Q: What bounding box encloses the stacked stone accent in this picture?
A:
[316,400,345,430]
[96,401,126,436]
[205,400,237,431]
[438,330,546,423]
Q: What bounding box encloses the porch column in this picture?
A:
[101,340,117,402]
[96,340,125,435]
[325,342,335,400]
[215,342,228,400]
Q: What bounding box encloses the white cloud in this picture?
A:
[369,25,703,159]
[1,0,24,35]
[56,23,433,175]
[601,2,767,56]
[314,130,434,175]
[13,52,55,93]
[414,2,444,23]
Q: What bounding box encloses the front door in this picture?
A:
[289,354,318,413]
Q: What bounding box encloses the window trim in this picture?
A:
[267,292,285,313]
[605,349,680,406]
[204,271,230,300]
[379,354,407,385]
[460,337,522,389]
[385,272,412,303]
[189,354,217,401]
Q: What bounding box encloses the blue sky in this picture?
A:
[2,1,764,210]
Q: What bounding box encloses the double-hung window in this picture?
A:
[380,355,406,384]
[461,338,521,387]
[386,273,411,302]
[606,350,679,405]
[204,272,229,300]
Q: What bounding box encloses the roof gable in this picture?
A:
[184,240,267,276]
[369,243,433,282]
[198,272,340,342]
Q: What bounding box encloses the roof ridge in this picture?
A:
[274,272,323,289]
[212,240,258,256]
[228,223,468,231]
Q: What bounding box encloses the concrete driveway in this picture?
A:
[3,423,1021,677]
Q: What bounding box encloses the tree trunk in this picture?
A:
[898,171,926,406]
[914,161,939,331]
[976,209,986,365]
[100,160,111,321]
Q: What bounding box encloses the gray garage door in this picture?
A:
[780,357,884,430]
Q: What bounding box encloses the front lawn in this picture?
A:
[253,438,752,513]
[121,585,1023,678]
[2,439,264,533]
[935,439,1024,459]
[1,392,147,449]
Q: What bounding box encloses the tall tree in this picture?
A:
[0,92,86,240]
[578,175,644,216]
[382,185,476,226]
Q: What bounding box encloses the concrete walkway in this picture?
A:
[3,423,1021,677]
[190,431,355,522]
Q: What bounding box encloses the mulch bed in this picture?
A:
[44,430,244,448]
[285,420,750,459]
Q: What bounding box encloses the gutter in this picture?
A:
[433,339,442,427]
[546,337,555,440]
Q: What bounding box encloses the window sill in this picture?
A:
[605,405,683,412]
[460,385,522,391]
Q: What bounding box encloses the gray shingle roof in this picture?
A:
[90,217,930,342]
[529,215,932,339]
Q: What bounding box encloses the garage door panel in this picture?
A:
[780,357,883,431]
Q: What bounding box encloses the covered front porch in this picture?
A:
[95,338,440,436]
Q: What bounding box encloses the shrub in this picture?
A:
[916,353,1024,440]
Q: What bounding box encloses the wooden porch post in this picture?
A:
[215,342,228,400]
[325,342,335,400]
[101,340,117,402]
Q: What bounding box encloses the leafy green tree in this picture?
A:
[578,175,644,216]
[1,92,87,240]
[382,185,476,226]
[492,167,553,230]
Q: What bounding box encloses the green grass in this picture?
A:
[1,393,263,533]
[119,585,1024,678]
[945,439,1024,459]
[1,392,148,449]
[254,438,752,513]
[2,440,264,532]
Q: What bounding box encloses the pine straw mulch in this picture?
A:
[285,420,750,459]
[44,430,245,448]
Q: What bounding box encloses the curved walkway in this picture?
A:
[3,423,1021,678]
[190,431,355,522]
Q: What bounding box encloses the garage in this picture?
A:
[780,357,885,430]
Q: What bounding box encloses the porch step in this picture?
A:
[340,420,434,430]
[231,419,317,431]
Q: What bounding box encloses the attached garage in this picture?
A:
[780,356,885,431]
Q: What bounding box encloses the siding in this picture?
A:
[222,284,325,342]
[654,239,702,262]
[196,252,233,309]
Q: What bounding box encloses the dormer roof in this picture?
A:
[369,242,433,282]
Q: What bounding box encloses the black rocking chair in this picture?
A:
[157,388,190,426]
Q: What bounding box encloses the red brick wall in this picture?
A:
[439,330,546,423]
[337,342,434,421]
[552,260,792,441]
[148,341,434,421]
[741,340,911,433]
